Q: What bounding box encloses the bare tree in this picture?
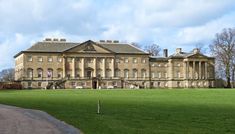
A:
[209,28,235,88]
[0,68,15,82]
[144,44,161,56]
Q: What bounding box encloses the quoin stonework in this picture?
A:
[14,39,215,89]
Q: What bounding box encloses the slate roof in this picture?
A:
[14,40,148,58]
[97,42,147,54]
[26,42,79,52]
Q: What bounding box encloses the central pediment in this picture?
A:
[64,40,113,53]
[187,53,209,59]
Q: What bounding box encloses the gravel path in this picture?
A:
[0,104,81,134]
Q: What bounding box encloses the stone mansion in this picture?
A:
[14,39,215,89]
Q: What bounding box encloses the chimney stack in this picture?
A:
[163,49,168,57]
[176,48,182,54]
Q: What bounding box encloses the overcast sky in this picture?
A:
[1,0,235,70]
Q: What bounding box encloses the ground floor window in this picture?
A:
[28,82,32,88]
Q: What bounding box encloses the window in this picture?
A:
[142,58,146,63]
[158,72,161,78]
[151,72,155,78]
[141,69,146,78]
[28,82,32,88]
[67,57,72,62]
[177,63,181,67]
[116,58,120,63]
[57,68,62,78]
[47,68,53,78]
[133,69,138,78]
[38,57,43,62]
[57,57,62,62]
[106,69,111,78]
[164,72,167,78]
[158,64,161,67]
[151,63,155,67]
[124,58,129,63]
[124,69,129,78]
[115,69,120,77]
[27,68,33,78]
[37,68,43,78]
[48,57,53,62]
[87,58,93,63]
[27,56,32,62]
[176,71,180,78]
[133,58,137,63]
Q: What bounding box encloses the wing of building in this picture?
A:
[14,39,215,89]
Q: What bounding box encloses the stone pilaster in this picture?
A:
[199,61,201,79]
[81,58,85,78]
[94,58,97,77]
[103,58,106,78]
[62,56,66,78]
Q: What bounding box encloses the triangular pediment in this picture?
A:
[187,53,208,59]
[64,40,113,53]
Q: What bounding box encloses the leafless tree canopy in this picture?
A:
[0,68,15,82]
[144,44,161,56]
[209,28,235,88]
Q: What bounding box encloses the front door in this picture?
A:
[92,81,97,89]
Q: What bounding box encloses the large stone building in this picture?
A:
[14,39,215,89]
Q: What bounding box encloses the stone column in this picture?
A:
[205,62,208,79]
[72,58,75,78]
[94,58,97,77]
[103,58,106,78]
[111,58,115,78]
[62,56,66,78]
[183,60,187,79]
[168,59,173,79]
[81,58,85,78]
[186,61,189,79]
[192,61,195,79]
[199,61,201,79]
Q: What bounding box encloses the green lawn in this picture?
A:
[0,89,235,134]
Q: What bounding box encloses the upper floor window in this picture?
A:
[124,69,129,78]
[151,72,155,78]
[38,57,43,62]
[142,58,146,63]
[133,69,138,78]
[177,63,181,67]
[57,57,62,62]
[67,57,72,63]
[158,72,161,78]
[116,58,120,63]
[133,58,137,63]
[48,57,53,62]
[124,58,129,63]
[27,56,32,62]
[151,63,155,67]
[87,58,93,63]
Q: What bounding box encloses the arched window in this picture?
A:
[124,69,129,78]
[57,68,62,78]
[141,69,146,78]
[133,69,138,78]
[37,68,43,78]
[47,68,53,78]
[27,68,33,78]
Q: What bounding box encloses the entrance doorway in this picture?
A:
[92,80,97,89]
